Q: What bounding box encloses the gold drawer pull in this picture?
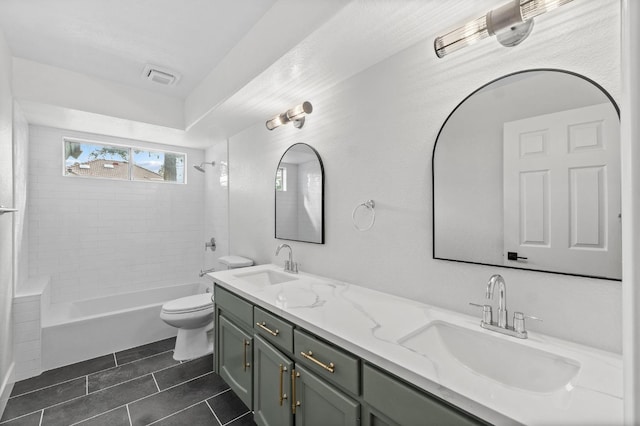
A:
[291,370,301,414]
[243,339,250,371]
[279,364,288,406]
[300,351,335,373]
[256,321,280,336]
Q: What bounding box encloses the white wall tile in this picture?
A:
[15,340,40,361]
[13,320,40,343]
[12,300,40,323]
[27,126,207,304]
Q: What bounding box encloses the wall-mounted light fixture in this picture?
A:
[434,0,574,58]
[266,101,313,130]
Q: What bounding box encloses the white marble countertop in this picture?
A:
[209,264,623,425]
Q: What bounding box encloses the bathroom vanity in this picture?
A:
[210,264,623,425]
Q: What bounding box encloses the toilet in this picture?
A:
[160,255,254,361]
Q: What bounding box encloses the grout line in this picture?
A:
[118,349,175,366]
[205,399,224,426]
[160,371,216,393]
[116,371,223,422]
[9,374,88,400]
[0,408,45,425]
[126,404,132,426]
[18,373,158,419]
[222,411,252,426]
[152,373,161,392]
[114,352,118,367]
[147,398,210,426]
[68,405,122,426]
[4,354,209,425]
[10,347,177,399]
[85,375,88,395]
[38,409,44,426]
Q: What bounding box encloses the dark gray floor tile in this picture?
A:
[74,405,130,426]
[11,355,115,397]
[0,410,42,426]
[115,337,176,365]
[153,354,213,391]
[41,375,157,426]
[153,402,219,426]
[1,377,86,423]
[224,412,257,426]
[88,351,178,393]
[129,372,229,426]
[207,389,250,425]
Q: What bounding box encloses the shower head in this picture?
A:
[193,161,215,173]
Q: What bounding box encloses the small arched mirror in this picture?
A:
[433,69,621,280]
[275,143,324,244]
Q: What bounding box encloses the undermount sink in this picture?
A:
[234,269,299,286]
[399,321,581,393]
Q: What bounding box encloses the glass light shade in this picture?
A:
[434,0,574,58]
[266,113,288,130]
[520,0,574,21]
[434,16,490,58]
[286,101,313,121]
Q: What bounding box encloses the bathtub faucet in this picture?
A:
[199,267,215,278]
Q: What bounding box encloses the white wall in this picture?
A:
[0,25,14,414]
[228,1,622,352]
[27,126,207,304]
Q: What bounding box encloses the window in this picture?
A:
[275,167,287,191]
[64,139,185,183]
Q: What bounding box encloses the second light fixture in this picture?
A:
[266,101,313,130]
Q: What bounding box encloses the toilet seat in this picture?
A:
[161,293,213,314]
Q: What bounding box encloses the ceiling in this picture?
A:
[0,0,500,148]
[0,0,276,99]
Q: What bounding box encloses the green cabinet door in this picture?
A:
[362,364,486,426]
[295,364,360,426]
[361,405,395,426]
[218,315,253,409]
[254,334,294,426]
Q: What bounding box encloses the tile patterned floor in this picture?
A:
[0,338,257,426]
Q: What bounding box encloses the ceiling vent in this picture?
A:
[142,64,180,86]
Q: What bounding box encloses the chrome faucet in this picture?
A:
[469,274,541,339]
[276,243,298,273]
[199,267,216,278]
[486,274,507,328]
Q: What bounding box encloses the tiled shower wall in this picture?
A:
[203,142,230,272]
[27,126,207,304]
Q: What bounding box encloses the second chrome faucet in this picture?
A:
[470,274,540,339]
[276,243,298,274]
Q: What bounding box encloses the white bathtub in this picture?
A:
[42,283,206,370]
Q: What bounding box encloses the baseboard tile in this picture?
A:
[0,362,15,419]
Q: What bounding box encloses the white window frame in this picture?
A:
[62,137,187,184]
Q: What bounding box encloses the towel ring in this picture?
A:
[352,200,375,232]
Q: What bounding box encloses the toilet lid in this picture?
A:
[162,293,213,314]
[219,255,254,268]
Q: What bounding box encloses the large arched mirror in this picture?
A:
[275,143,324,244]
[433,69,621,280]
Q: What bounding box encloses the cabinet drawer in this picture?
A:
[294,329,359,395]
[214,285,253,328]
[362,364,484,426]
[254,307,294,353]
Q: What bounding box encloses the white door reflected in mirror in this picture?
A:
[433,69,621,280]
